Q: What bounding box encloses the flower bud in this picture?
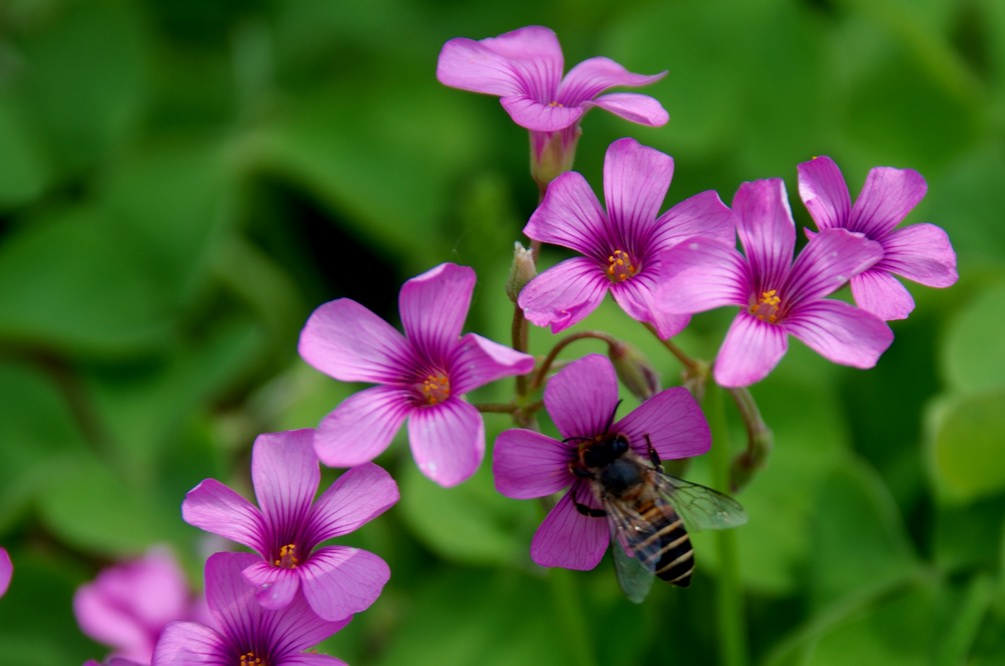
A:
[505,242,537,303]
[608,340,660,400]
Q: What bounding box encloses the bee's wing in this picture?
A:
[653,473,748,532]
[602,497,656,604]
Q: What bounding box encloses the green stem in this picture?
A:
[705,382,748,666]
[529,330,620,391]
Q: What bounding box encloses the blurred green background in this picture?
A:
[1,0,1004,664]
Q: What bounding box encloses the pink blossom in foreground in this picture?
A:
[437,26,668,187]
[153,552,349,666]
[519,137,731,337]
[654,178,894,387]
[493,354,710,570]
[797,156,958,320]
[183,429,397,621]
[299,262,535,487]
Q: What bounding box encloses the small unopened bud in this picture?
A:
[505,242,537,303]
[609,340,660,400]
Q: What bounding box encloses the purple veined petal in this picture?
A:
[407,399,484,487]
[500,94,587,132]
[558,56,667,105]
[479,26,563,90]
[524,170,607,255]
[609,270,690,339]
[784,228,883,305]
[602,138,674,239]
[530,485,609,570]
[713,312,789,388]
[544,354,621,440]
[733,179,796,291]
[314,385,412,468]
[449,333,535,395]
[308,463,399,543]
[493,429,573,499]
[786,299,894,368]
[850,269,916,321]
[616,387,711,461]
[879,222,958,288]
[654,238,750,314]
[241,560,300,611]
[202,552,262,646]
[0,547,10,597]
[182,479,266,554]
[650,190,734,251]
[300,546,390,621]
[152,621,224,665]
[436,37,525,97]
[586,92,669,126]
[399,263,475,361]
[298,299,412,384]
[518,257,610,333]
[251,430,320,538]
[797,156,852,231]
[848,166,927,238]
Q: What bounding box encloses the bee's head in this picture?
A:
[581,432,630,469]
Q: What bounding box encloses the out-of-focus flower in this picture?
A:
[797,156,958,320]
[493,354,710,570]
[0,547,10,598]
[152,552,349,666]
[519,138,732,337]
[299,262,535,487]
[654,178,894,387]
[183,429,397,622]
[73,548,202,664]
[437,26,668,188]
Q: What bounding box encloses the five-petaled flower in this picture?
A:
[437,26,669,189]
[518,137,732,338]
[299,262,535,487]
[493,354,711,570]
[152,551,350,666]
[654,178,895,387]
[182,429,398,622]
[797,155,958,320]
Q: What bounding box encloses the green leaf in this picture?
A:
[942,280,1005,393]
[933,496,1005,573]
[927,389,1005,505]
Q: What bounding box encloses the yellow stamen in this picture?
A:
[419,372,450,405]
[749,289,781,323]
[548,100,564,107]
[605,249,638,283]
[240,652,266,665]
[273,543,298,569]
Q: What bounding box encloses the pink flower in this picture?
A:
[0,547,10,597]
[493,354,710,570]
[299,262,535,487]
[798,156,958,320]
[655,178,894,387]
[182,429,397,622]
[73,548,202,664]
[437,26,668,187]
[518,137,731,337]
[153,552,349,666]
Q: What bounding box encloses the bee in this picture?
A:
[567,407,747,602]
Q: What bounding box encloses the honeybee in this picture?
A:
[567,414,747,602]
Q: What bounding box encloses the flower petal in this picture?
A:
[524,170,607,256]
[654,238,750,314]
[585,92,669,126]
[436,38,524,97]
[182,479,266,554]
[797,155,851,231]
[880,222,958,288]
[733,179,795,290]
[152,621,224,665]
[786,299,894,368]
[300,546,390,621]
[785,228,883,304]
[299,299,412,383]
[609,270,690,338]
[650,190,734,250]
[449,333,535,395]
[399,263,475,361]
[0,548,10,597]
[202,552,263,643]
[713,313,789,388]
[500,95,586,132]
[617,387,711,461]
[850,269,916,321]
[493,429,573,499]
[558,57,666,105]
[251,429,319,538]
[518,257,609,333]
[241,561,300,611]
[545,354,620,440]
[308,463,399,543]
[848,166,927,237]
[602,138,674,238]
[314,385,412,468]
[407,399,484,487]
[530,486,608,570]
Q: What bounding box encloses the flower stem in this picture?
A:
[705,382,748,666]
[530,330,620,391]
[727,387,773,492]
[642,323,705,378]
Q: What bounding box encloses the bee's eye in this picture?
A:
[611,434,629,454]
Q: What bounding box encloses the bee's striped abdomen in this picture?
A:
[635,502,694,588]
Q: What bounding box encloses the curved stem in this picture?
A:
[529,330,620,391]
[727,386,773,492]
[642,322,705,377]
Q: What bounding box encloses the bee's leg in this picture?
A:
[571,496,606,518]
[644,433,663,471]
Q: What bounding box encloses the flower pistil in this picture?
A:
[418,372,451,405]
[749,290,781,323]
[240,652,266,666]
[273,543,298,569]
[606,249,638,282]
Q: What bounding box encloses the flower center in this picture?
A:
[418,372,451,406]
[548,100,564,107]
[606,250,638,282]
[240,652,267,666]
[749,290,781,323]
[273,543,299,569]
